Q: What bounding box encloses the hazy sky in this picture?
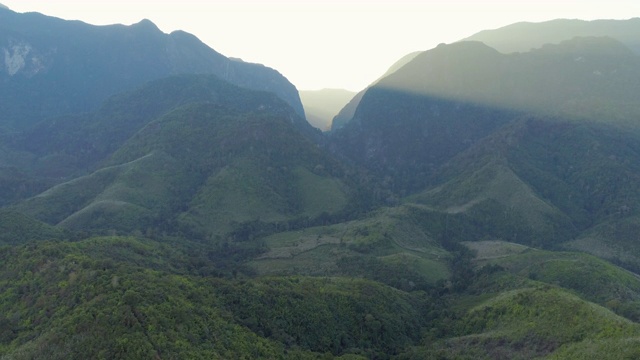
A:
[2,1,638,91]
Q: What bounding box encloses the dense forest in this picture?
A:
[3,6,640,359]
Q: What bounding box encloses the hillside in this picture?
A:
[331,37,640,193]
[10,75,357,239]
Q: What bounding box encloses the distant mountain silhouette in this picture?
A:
[464,18,640,54]
[0,8,304,130]
[300,89,355,131]
[331,51,420,130]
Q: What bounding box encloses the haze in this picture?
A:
[2,0,638,91]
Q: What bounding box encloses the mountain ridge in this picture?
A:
[0,9,304,130]
[464,17,640,54]
[10,75,358,239]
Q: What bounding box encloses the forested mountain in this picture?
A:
[331,37,640,193]
[8,75,360,239]
[331,51,420,131]
[0,6,304,131]
[4,8,640,358]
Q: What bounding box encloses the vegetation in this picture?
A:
[5,15,640,359]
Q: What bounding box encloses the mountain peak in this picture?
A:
[0,3,9,10]
[131,18,160,32]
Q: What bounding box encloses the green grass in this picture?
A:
[12,151,185,231]
[249,206,451,287]
[180,157,291,236]
[294,166,348,216]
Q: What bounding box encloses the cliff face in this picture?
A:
[0,8,304,129]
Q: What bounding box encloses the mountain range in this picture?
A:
[464,17,640,54]
[0,6,304,131]
[2,10,640,359]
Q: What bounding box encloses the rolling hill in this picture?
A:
[10,75,357,239]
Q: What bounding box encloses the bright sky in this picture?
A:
[2,1,638,91]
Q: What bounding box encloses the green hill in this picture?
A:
[12,75,356,239]
[249,205,451,290]
[0,210,67,245]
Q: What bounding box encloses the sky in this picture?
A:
[2,1,639,91]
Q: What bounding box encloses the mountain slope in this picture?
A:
[407,116,640,252]
[464,18,640,54]
[11,75,356,239]
[331,37,640,193]
[331,51,420,131]
[0,7,303,130]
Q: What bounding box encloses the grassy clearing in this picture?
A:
[294,167,348,216]
[463,240,529,260]
[249,206,451,285]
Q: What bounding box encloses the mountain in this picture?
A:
[0,209,67,245]
[330,35,640,272]
[0,7,304,131]
[299,88,355,131]
[5,9,640,358]
[407,116,640,257]
[331,37,640,193]
[331,51,420,131]
[464,18,640,54]
[10,75,356,238]
[334,18,640,131]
